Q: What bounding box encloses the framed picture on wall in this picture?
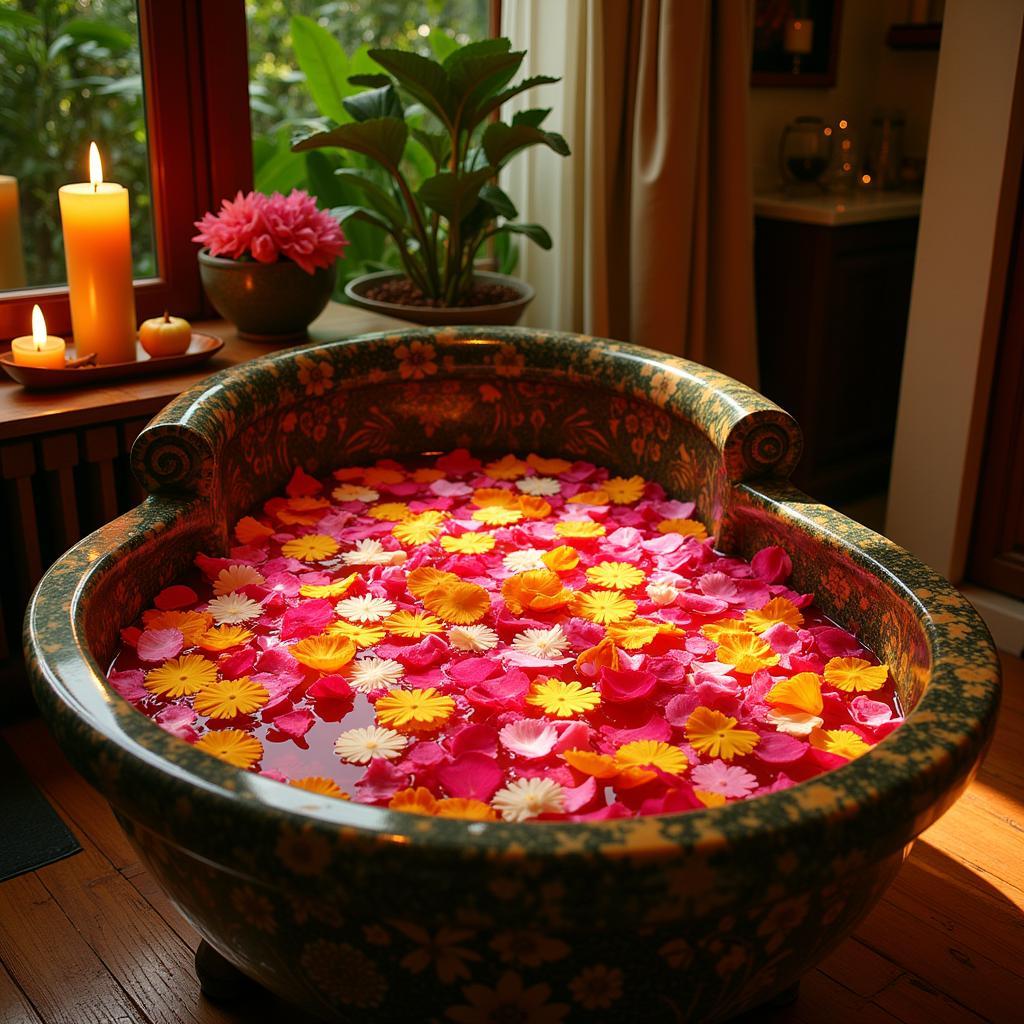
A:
[752,0,843,87]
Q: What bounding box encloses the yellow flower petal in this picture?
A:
[744,597,804,634]
[766,672,823,715]
[145,654,217,698]
[823,657,889,693]
[811,728,873,760]
[290,634,357,672]
[656,518,708,540]
[571,589,637,624]
[299,573,360,599]
[194,728,263,769]
[615,740,688,775]
[281,534,340,562]
[603,476,646,504]
[439,532,496,554]
[376,687,455,732]
[384,611,445,639]
[715,631,779,674]
[194,677,269,719]
[585,561,646,590]
[685,706,760,760]
[526,678,601,717]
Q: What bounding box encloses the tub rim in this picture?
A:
[24,329,1002,862]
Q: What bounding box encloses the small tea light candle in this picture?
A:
[11,304,66,368]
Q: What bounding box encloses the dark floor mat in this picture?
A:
[0,738,81,882]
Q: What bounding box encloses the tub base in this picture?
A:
[194,940,263,1003]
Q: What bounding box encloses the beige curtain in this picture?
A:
[503,0,759,387]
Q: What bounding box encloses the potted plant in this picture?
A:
[292,37,569,326]
[194,189,348,342]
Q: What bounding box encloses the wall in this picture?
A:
[750,0,940,191]
[885,0,1024,588]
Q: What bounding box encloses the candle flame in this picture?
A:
[89,142,103,189]
[31,304,46,351]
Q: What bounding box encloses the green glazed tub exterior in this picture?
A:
[25,327,1000,1023]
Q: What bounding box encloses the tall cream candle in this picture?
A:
[0,175,27,290]
[58,143,137,364]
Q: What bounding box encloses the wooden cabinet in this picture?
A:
[755,214,919,503]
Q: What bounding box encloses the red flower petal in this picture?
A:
[154,585,198,611]
[285,466,323,497]
[274,708,315,739]
[307,674,354,700]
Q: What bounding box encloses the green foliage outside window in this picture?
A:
[0,0,154,288]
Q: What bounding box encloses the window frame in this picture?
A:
[0,0,253,340]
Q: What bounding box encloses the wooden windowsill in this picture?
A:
[0,302,414,443]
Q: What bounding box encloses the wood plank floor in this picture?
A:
[1,654,1021,1024]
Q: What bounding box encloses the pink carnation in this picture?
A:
[193,189,348,274]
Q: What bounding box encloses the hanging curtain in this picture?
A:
[502,0,759,387]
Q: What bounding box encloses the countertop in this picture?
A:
[755,189,923,226]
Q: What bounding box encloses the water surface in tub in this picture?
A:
[106,450,902,821]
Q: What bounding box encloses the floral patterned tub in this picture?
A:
[25,327,1000,1023]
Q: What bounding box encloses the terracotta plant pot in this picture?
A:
[344,269,534,326]
[198,248,336,342]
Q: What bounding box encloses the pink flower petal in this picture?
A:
[355,759,409,802]
[600,714,672,745]
[849,695,894,727]
[107,669,147,702]
[437,753,504,801]
[752,545,792,584]
[599,667,658,703]
[754,731,809,764]
[136,628,184,663]
[449,723,499,758]
[448,657,501,685]
[280,598,335,640]
[154,704,197,740]
[562,775,597,812]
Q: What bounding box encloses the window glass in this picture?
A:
[246,0,490,288]
[0,0,156,291]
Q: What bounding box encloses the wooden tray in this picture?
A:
[0,333,224,390]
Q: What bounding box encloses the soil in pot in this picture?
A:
[365,277,521,308]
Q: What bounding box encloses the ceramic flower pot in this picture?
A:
[344,270,534,326]
[25,328,1000,1023]
[198,248,336,342]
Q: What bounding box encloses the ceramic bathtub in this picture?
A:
[25,327,1000,1023]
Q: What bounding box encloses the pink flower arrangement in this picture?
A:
[193,189,348,274]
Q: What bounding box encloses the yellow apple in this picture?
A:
[139,311,192,357]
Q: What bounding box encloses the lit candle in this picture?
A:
[11,304,66,369]
[58,143,137,364]
[784,18,814,54]
[0,175,27,290]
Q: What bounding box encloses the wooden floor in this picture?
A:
[1,657,1021,1024]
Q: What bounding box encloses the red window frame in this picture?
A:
[0,0,253,340]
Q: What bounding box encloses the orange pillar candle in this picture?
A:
[0,175,27,290]
[11,304,66,368]
[58,143,137,364]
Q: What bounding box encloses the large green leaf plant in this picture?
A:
[291,36,569,306]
